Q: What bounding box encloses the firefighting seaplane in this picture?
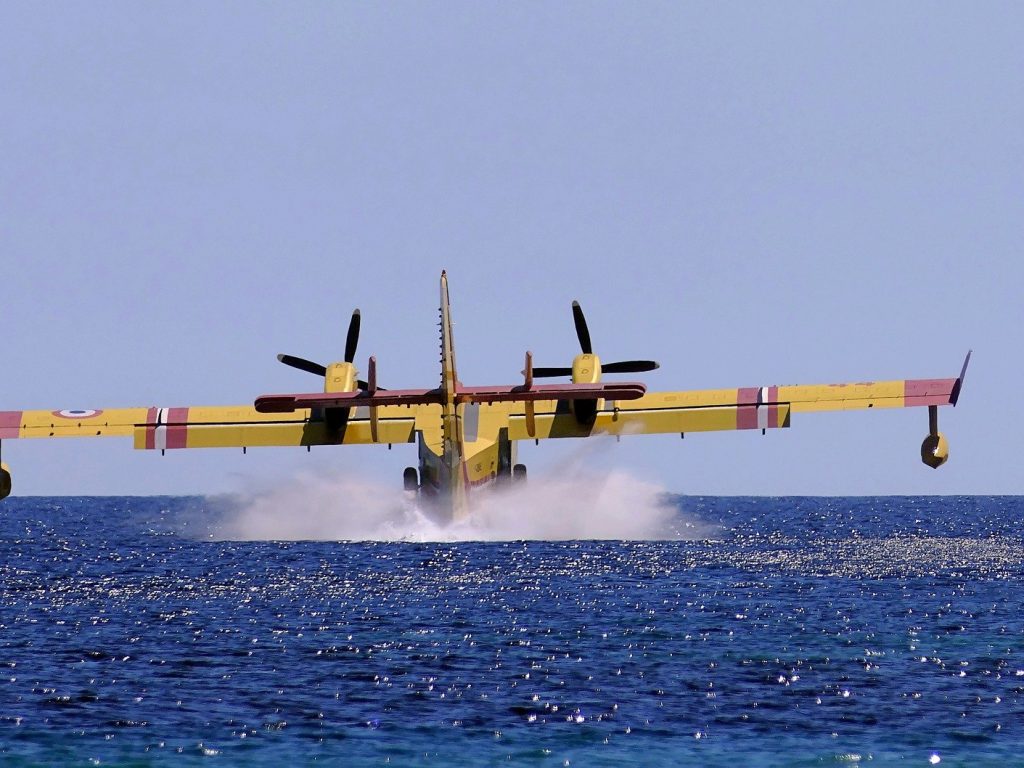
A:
[0,272,969,522]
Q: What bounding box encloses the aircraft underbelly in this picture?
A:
[416,421,515,524]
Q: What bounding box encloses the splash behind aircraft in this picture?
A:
[0,273,969,521]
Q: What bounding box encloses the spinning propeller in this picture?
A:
[532,301,659,379]
[277,309,378,390]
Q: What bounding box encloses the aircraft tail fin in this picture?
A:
[439,270,458,398]
[438,271,468,518]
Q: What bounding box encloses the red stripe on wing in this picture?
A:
[768,385,780,429]
[166,407,190,449]
[145,407,159,449]
[736,387,759,430]
[0,411,22,439]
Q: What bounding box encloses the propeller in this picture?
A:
[344,309,360,363]
[601,360,660,374]
[276,354,326,377]
[533,300,659,379]
[277,309,381,389]
[572,300,592,354]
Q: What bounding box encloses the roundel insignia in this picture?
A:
[53,409,103,419]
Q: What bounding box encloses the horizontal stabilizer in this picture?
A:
[455,382,646,404]
[255,382,648,413]
[255,389,446,413]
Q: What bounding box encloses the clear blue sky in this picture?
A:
[1,3,1020,495]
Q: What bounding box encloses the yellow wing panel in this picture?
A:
[619,381,907,414]
[500,402,793,441]
[494,374,957,442]
[775,381,906,411]
[133,404,426,449]
[2,408,151,438]
[0,404,430,449]
[134,414,421,449]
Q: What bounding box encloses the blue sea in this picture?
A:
[2,495,1023,766]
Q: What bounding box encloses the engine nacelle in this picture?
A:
[921,432,949,469]
[571,354,601,425]
[571,353,601,385]
[0,462,11,500]
[324,361,358,393]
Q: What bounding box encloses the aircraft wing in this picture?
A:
[495,360,968,442]
[0,404,428,449]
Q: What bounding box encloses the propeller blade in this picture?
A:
[344,309,361,363]
[532,366,574,378]
[601,360,660,374]
[571,301,592,354]
[277,354,327,377]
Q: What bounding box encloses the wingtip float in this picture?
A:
[918,349,971,470]
[0,462,11,501]
[0,274,969,517]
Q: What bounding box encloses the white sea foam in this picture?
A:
[210,446,707,542]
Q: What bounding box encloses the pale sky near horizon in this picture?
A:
[1,3,1020,496]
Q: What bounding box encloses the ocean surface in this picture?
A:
[2,494,1023,766]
